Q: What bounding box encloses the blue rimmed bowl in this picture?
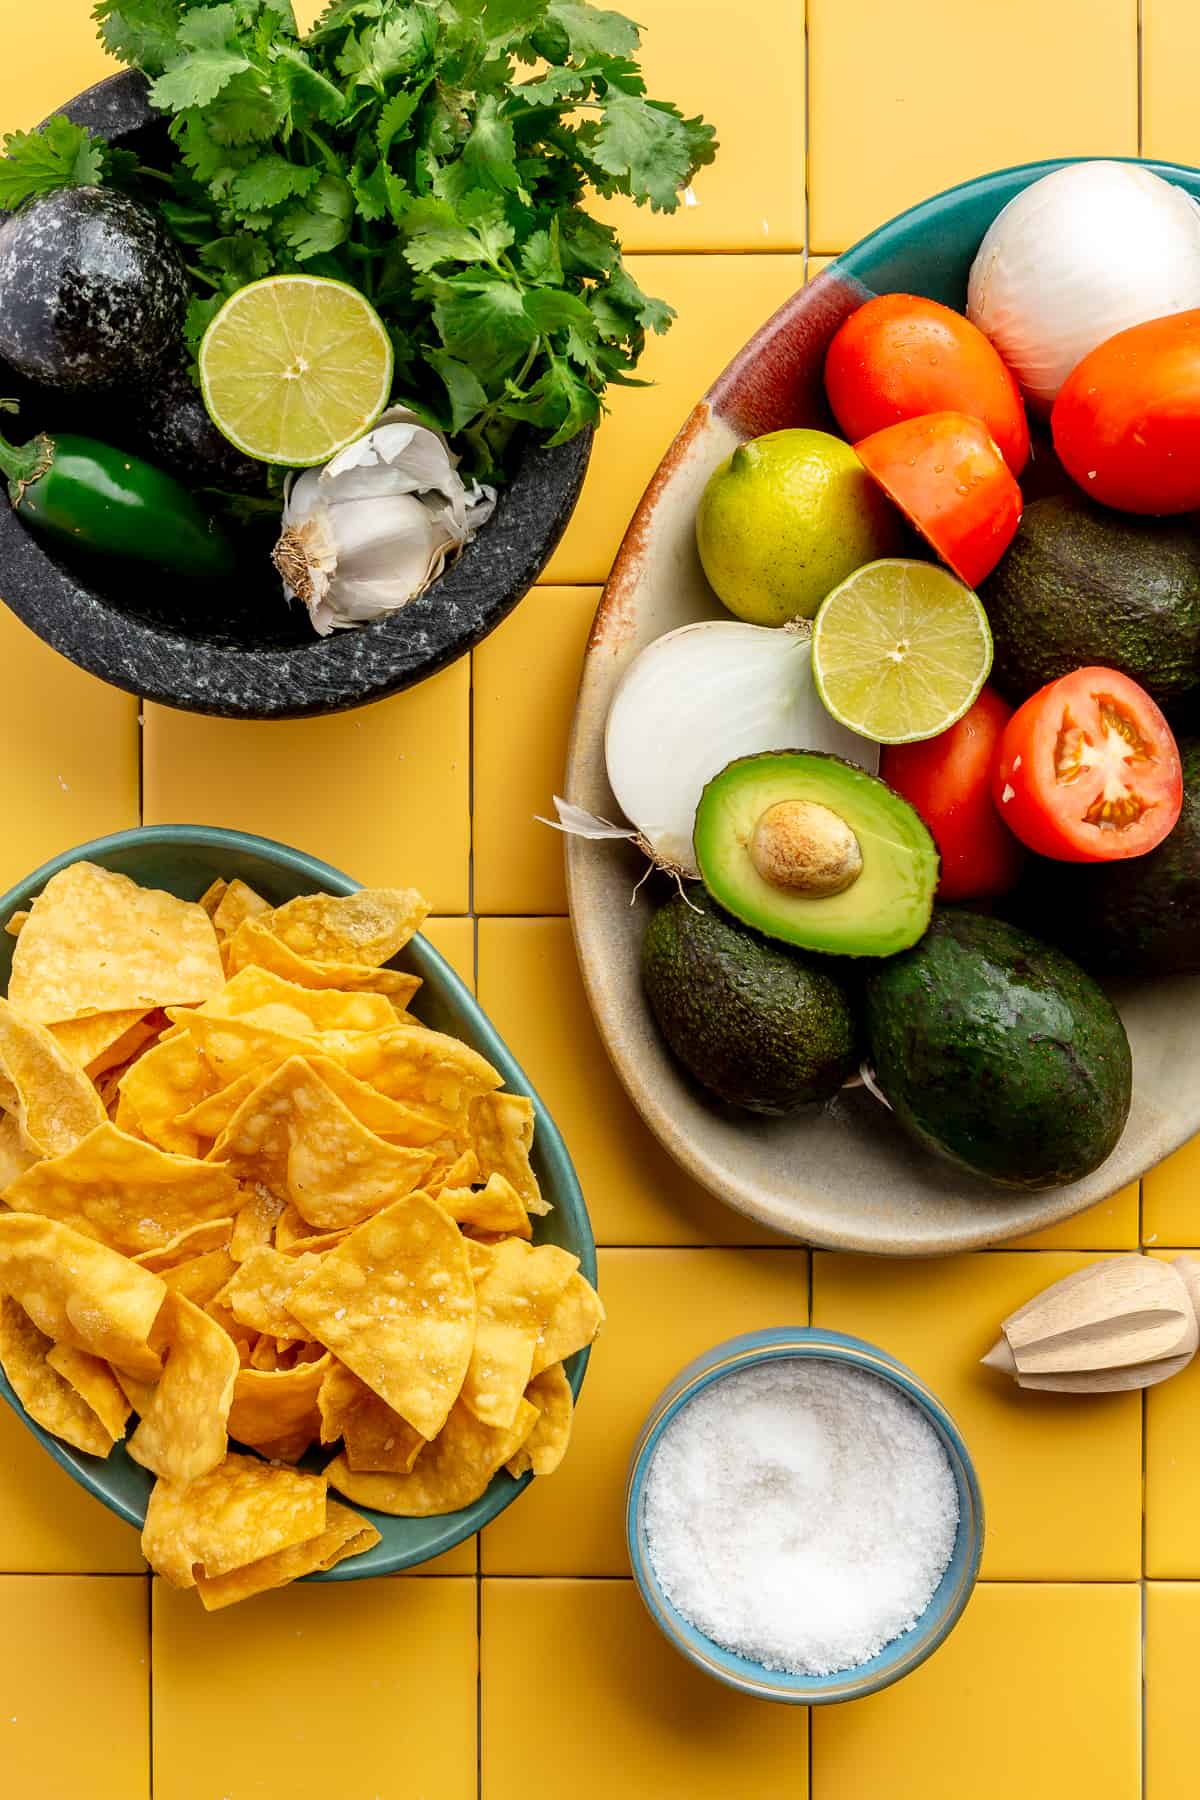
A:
[626,1328,983,1703]
[0,824,596,1577]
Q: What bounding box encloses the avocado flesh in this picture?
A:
[1011,738,1200,977]
[694,750,939,958]
[642,887,859,1114]
[980,494,1200,704]
[864,910,1132,1189]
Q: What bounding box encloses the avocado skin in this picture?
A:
[642,887,859,1114]
[864,909,1132,1189]
[1009,739,1200,977]
[980,494,1200,704]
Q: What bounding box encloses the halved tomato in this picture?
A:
[854,412,1022,590]
[993,667,1182,862]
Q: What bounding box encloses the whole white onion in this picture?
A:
[967,161,1200,412]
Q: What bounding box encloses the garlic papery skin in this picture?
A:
[273,406,496,636]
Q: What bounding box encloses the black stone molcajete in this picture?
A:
[0,71,593,720]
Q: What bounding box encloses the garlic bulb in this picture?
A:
[273,407,496,636]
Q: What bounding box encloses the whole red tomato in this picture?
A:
[1052,308,1200,514]
[826,293,1030,474]
[881,687,1023,900]
[854,412,1022,589]
[993,667,1182,861]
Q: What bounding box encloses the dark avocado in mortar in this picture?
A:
[863,909,1132,1189]
[1011,738,1200,977]
[642,886,860,1114]
[980,494,1200,704]
[0,187,188,392]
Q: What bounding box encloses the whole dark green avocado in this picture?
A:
[980,493,1200,703]
[1011,739,1200,976]
[641,887,859,1114]
[863,909,1132,1189]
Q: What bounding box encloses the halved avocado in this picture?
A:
[694,750,939,957]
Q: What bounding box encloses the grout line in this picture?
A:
[137,701,145,828]
[802,0,811,288]
[476,1536,483,1800]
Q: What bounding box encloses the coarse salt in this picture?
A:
[643,1359,959,1676]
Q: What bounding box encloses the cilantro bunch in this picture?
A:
[0,0,716,476]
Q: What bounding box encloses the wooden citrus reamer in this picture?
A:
[982,1255,1200,1392]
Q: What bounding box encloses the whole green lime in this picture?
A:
[696,428,901,625]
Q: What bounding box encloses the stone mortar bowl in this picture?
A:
[0,72,592,719]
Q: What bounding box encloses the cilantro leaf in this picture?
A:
[403,194,515,272]
[149,5,251,113]
[590,91,716,211]
[0,118,106,210]
[277,172,355,258]
[184,291,226,357]
[273,46,349,124]
[430,274,540,382]
[459,93,522,195]
[231,155,320,211]
[424,347,489,433]
[519,224,562,285]
[547,0,640,58]
[523,285,592,335]
[337,10,434,88]
[376,87,424,156]
[92,0,181,72]
[606,263,674,333]
[502,356,601,443]
[200,233,274,281]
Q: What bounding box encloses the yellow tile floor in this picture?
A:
[0,1,1197,1794]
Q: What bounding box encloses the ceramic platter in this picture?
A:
[564,156,1200,1255]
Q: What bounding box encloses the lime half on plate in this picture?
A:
[198,275,395,468]
[812,558,993,745]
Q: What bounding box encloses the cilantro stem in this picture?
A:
[300,127,341,176]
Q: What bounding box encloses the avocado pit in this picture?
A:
[749,799,863,898]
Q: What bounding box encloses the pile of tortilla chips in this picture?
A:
[0,863,603,1609]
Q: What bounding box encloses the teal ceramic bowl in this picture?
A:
[626,1329,983,1702]
[0,824,596,1577]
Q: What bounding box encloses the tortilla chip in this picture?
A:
[288,1194,475,1441]
[225,914,422,998]
[439,1173,531,1239]
[5,909,29,937]
[50,1010,153,1079]
[215,1246,322,1342]
[161,1247,239,1309]
[231,1183,286,1260]
[178,1074,256,1142]
[117,1031,216,1157]
[127,1293,240,1483]
[470,1093,548,1215]
[303,1056,449,1146]
[44,1343,132,1443]
[0,1213,164,1377]
[195,1499,379,1610]
[427,1148,480,1195]
[317,1358,425,1474]
[9,862,224,1025]
[197,878,228,919]
[263,888,428,968]
[130,1217,232,1272]
[0,998,106,1158]
[326,1397,537,1516]
[256,1429,318,1462]
[166,1012,317,1089]
[211,879,271,941]
[0,1113,38,1189]
[198,965,399,1036]
[460,1238,576,1430]
[532,1272,606,1377]
[227,1353,330,1450]
[337,1024,502,1115]
[0,1294,116,1455]
[5,1123,239,1256]
[209,1057,435,1232]
[141,1451,328,1588]
[507,1363,573,1478]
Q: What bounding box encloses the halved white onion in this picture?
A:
[603,621,879,877]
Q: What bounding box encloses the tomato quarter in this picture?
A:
[825,293,1030,474]
[1052,308,1200,515]
[881,686,1023,900]
[854,411,1023,589]
[992,667,1183,862]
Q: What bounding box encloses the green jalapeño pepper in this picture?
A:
[0,417,237,579]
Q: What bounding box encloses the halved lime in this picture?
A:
[198,275,394,467]
[811,558,993,745]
